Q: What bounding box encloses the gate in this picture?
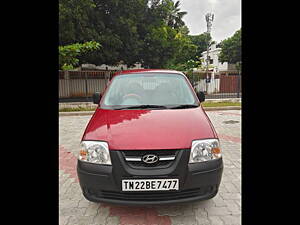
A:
[186,72,241,99]
[219,75,241,93]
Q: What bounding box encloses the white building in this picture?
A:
[201,43,237,75]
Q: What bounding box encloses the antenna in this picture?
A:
[205,12,214,34]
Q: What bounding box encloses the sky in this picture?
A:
[179,0,241,43]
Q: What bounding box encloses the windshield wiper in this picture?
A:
[169,104,199,109]
[113,105,168,110]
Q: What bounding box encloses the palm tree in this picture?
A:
[166,0,187,29]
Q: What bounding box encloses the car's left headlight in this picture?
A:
[79,141,111,165]
[189,139,221,163]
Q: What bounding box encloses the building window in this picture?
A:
[210,59,213,64]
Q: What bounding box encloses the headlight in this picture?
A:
[189,139,221,163]
[79,141,111,165]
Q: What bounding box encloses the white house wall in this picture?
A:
[201,43,229,72]
[194,78,220,94]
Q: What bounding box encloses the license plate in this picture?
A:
[122,179,179,191]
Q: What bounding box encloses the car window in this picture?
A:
[101,73,198,108]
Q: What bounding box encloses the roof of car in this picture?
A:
[113,69,184,77]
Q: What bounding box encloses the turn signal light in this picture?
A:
[212,148,221,154]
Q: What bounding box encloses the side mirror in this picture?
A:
[93,92,102,104]
[197,91,205,102]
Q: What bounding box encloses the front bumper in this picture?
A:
[77,149,223,205]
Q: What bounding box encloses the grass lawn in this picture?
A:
[59,101,241,112]
[201,101,241,107]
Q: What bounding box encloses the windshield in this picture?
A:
[101,73,198,109]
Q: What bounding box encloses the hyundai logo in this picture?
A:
[142,154,159,164]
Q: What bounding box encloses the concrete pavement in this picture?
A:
[59,110,241,225]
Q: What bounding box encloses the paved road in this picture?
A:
[59,110,241,225]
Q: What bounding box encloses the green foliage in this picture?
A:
[59,0,191,68]
[61,64,74,71]
[168,32,212,71]
[188,32,212,61]
[219,29,241,64]
[59,0,98,45]
[172,32,197,66]
[169,57,203,73]
[134,0,190,68]
[59,106,97,112]
[59,41,101,70]
[202,101,241,107]
[164,0,187,29]
[141,25,181,68]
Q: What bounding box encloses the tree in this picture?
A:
[147,0,187,30]
[172,31,197,66]
[166,32,213,71]
[138,1,193,68]
[169,58,202,73]
[165,0,187,29]
[79,0,149,67]
[140,25,181,68]
[59,0,193,68]
[59,41,101,70]
[189,32,212,61]
[59,0,99,45]
[218,29,241,65]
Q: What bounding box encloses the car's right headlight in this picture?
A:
[189,139,221,163]
[79,141,111,165]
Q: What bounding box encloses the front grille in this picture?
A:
[87,186,216,201]
[122,150,178,157]
[121,149,179,169]
[127,160,171,167]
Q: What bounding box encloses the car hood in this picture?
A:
[82,107,217,150]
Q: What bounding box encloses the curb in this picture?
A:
[59,106,241,116]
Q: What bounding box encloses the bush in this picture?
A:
[59,41,101,70]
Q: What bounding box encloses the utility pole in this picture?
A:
[205,12,214,94]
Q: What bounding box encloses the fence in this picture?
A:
[59,70,117,101]
[186,72,242,99]
[59,70,241,101]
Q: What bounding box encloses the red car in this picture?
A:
[77,69,223,205]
